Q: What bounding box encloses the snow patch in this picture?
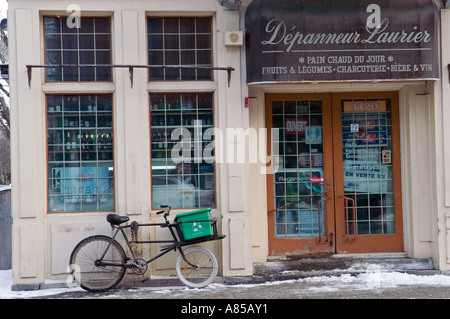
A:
[0,269,83,299]
[2,268,450,298]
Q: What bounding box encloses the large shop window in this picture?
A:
[44,16,112,82]
[47,94,114,213]
[148,17,212,81]
[150,93,215,209]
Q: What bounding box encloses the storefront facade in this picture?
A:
[246,1,449,269]
[9,0,254,289]
[8,0,450,289]
[246,1,439,255]
[247,0,450,268]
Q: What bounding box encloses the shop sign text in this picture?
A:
[246,0,439,82]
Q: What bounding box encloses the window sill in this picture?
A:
[147,81,217,92]
[42,82,116,94]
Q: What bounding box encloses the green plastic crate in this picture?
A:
[175,208,212,240]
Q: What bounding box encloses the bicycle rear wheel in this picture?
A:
[175,246,218,288]
[69,235,126,292]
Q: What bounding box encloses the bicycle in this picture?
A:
[69,205,225,292]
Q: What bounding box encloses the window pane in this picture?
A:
[196,18,211,33]
[44,17,61,34]
[79,35,95,49]
[148,18,163,34]
[164,18,179,33]
[63,66,79,81]
[95,34,111,50]
[80,51,94,64]
[46,50,61,65]
[197,50,212,65]
[44,16,112,82]
[150,93,215,209]
[149,52,165,80]
[164,35,179,50]
[165,50,179,65]
[80,66,96,81]
[197,35,211,49]
[79,17,94,33]
[62,34,78,49]
[180,18,195,33]
[63,50,78,64]
[95,17,111,34]
[47,94,114,213]
[148,35,163,50]
[180,35,195,50]
[46,67,62,82]
[148,17,213,81]
[96,51,111,64]
[45,34,62,50]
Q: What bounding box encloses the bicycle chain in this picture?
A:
[130,221,143,259]
[131,221,139,242]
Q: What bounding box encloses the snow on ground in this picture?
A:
[2,267,450,298]
[0,269,83,299]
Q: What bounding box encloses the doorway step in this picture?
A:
[251,253,436,282]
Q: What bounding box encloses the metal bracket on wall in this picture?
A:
[25,64,235,88]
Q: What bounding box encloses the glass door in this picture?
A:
[266,94,335,255]
[265,92,403,256]
[332,92,403,253]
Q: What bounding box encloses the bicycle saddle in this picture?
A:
[107,214,130,225]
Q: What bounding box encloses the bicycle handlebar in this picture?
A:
[156,205,171,217]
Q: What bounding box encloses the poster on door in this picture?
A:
[285,118,308,135]
[342,113,388,147]
[343,148,389,193]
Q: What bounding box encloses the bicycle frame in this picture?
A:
[98,218,223,270]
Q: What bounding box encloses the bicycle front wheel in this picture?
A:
[175,246,218,288]
[69,235,126,292]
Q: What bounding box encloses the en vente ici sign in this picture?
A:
[245,0,440,83]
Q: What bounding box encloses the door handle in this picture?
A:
[343,196,356,241]
[317,198,327,243]
[317,191,332,244]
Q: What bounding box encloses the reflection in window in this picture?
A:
[148,17,212,81]
[150,93,215,209]
[47,94,114,212]
[44,17,112,82]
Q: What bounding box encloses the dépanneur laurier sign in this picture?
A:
[245,0,440,83]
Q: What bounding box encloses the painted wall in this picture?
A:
[9,0,252,288]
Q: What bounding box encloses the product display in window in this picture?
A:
[150,93,215,209]
[47,94,114,212]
